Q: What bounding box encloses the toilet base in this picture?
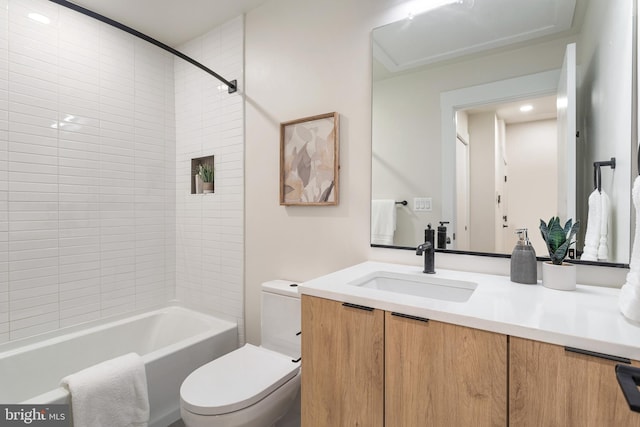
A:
[181,370,300,427]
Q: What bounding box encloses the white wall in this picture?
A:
[0,0,176,342]
[174,17,245,341]
[577,0,633,262]
[0,0,244,345]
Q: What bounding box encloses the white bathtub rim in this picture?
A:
[0,302,236,358]
[21,388,68,406]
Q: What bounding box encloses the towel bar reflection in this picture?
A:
[593,158,616,193]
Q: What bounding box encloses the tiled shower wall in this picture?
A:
[174,17,245,342]
[0,0,177,342]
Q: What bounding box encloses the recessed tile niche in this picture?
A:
[191,156,215,194]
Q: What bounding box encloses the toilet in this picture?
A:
[180,280,301,427]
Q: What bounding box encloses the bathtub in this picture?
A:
[0,306,238,427]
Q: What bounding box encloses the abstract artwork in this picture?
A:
[280,112,339,205]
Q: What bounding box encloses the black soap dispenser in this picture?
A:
[424,223,435,247]
[437,221,449,249]
[510,228,537,284]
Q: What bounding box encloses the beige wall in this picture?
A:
[244,0,630,345]
[506,119,559,254]
[244,0,388,344]
[468,112,498,253]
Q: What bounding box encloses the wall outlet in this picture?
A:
[413,197,432,212]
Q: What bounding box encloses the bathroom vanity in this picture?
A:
[298,262,640,427]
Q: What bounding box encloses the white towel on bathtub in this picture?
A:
[61,352,149,427]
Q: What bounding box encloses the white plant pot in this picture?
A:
[542,261,576,291]
[195,174,203,194]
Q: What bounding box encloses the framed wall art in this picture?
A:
[280,112,339,206]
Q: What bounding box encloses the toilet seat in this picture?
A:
[180,344,300,416]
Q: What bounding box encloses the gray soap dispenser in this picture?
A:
[510,228,537,284]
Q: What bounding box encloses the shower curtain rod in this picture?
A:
[48,0,238,94]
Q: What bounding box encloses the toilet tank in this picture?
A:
[261,280,301,359]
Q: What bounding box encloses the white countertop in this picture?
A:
[298,261,640,360]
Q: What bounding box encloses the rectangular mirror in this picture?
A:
[371,0,635,266]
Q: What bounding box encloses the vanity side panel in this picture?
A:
[509,337,640,427]
[300,295,384,427]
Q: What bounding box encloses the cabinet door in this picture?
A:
[510,337,640,427]
[301,296,384,427]
[385,313,507,427]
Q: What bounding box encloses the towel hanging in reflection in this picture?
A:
[581,189,609,261]
[371,199,396,245]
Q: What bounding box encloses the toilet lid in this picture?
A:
[180,343,300,416]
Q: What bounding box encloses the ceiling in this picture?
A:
[373,0,581,73]
[465,95,558,125]
[66,0,269,46]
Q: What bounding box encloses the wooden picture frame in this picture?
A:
[280,112,339,206]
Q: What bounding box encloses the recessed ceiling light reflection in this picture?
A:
[557,97,568,109]
[520,105,534,113]
[407,0,460,19]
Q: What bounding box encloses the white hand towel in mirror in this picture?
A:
[620,176,640,322]
[596,190,609,261]
[61,352,149,427]
[371,199,396,245]
[580,189,601,261]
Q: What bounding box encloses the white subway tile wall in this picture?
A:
[175,16,245,343]
[0,0,10,343]
[0,0,223,342]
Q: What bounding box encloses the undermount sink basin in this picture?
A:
[348,271,477,302]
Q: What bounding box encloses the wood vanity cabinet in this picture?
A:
[301,295,640,427]
[301,295,507,427]
[300,295,385,427]
[385,312,507,427]
[509,337,640,427]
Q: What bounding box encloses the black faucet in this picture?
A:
[416,242,435,274]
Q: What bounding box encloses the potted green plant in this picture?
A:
[199,164,214,193]
[539,217,580,290]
